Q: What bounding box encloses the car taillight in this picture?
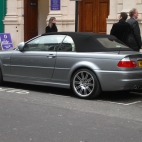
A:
[117,57,137,68]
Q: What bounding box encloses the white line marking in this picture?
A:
[123,101,141,106]
[16,91,29,94]
[0,88,8,91]
[7,89,22,93]
[97,100,142,106]
[0,87,29,94]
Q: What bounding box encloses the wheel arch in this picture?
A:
[70,66,102,91]
[70,67,102,99]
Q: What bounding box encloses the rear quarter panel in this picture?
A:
[52,52,127,84]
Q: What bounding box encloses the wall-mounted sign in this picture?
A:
[30,2,37,6]
[51,0,60,10]
[0,33,13,50]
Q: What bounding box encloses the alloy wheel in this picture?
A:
[73,71,95,97]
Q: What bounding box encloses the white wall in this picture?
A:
[107,0,142,34]
[3,0,24,48]
[47,0,75,32]
[4,0,142,48]
[3,0,75,47]
[38,0,49,35]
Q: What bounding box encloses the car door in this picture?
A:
[10,35,65,81]
[53,35,76,84]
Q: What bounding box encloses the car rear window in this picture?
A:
[96,38,129,49]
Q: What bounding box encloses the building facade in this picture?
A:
[3,0,142,48]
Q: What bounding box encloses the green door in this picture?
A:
[0,0,6,33]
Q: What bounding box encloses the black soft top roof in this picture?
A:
[42,32,132,52]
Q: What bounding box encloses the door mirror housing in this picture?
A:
[18,42,25,51]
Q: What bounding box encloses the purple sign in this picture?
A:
[51,0,60,10]
[0,33,13,50]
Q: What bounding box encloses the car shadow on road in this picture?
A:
[1,82,142,103]
[1,82,74,97]
[99,91,142,103]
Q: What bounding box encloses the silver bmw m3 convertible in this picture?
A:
[0,32,142,99]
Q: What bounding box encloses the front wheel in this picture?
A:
[71,69,101,99]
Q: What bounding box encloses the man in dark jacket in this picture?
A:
[127,8,142,51]
[110,12,131,46]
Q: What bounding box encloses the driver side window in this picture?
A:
[23,35,66,51]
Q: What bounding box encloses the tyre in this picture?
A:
[71,69,101,99]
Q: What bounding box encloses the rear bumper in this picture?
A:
[95,70,142,91]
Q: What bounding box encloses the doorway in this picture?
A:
[79,0,109,34]
[24,0,49,41]
[24,0,38,41]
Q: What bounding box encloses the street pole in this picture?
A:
[70,0,82,32]
[75,1,78,32]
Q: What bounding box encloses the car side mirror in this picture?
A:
[18,42,25,51]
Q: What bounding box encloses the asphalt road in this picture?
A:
[0,82,142,142]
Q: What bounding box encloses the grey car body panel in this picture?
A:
[53,52,124,83]
[10,50,56,80]
[0,33,142,91]
[95,70,142,91]
[52,51,142,90]
[0,50,14,76]
[1,50,142,90]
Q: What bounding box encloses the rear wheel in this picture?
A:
[71,69,101,99]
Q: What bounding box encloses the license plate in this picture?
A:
[138,61,142,67]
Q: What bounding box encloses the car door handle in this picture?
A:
[47,54,56,58]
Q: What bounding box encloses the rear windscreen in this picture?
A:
[97,38,129,49]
